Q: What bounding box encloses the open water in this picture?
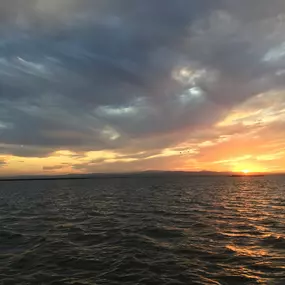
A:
[0,176,284,284]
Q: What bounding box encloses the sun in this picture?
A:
[242,169,250,174]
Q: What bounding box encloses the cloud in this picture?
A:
[0,144,53,157]
[72,153,191,173]
[42,165,64,171]
[0,159,6,167]
[0,0,285,174]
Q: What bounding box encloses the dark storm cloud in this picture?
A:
[0,1,285,157]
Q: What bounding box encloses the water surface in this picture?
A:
[0,176,284,284]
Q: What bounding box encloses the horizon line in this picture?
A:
[1,170,284,182]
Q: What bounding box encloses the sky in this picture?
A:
[1,0,285,176]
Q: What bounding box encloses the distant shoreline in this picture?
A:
[0,171,280,182]
[0,174,225,182]
[0,177,93,182]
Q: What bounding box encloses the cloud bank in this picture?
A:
[1,1,285,174]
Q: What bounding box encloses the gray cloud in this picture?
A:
[0,1,285,158]
[0,144,53,157]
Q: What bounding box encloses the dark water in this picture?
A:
[0,176,285,285]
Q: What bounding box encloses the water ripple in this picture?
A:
[0,176,284,284]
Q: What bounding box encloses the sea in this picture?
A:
[0,176,284,285]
